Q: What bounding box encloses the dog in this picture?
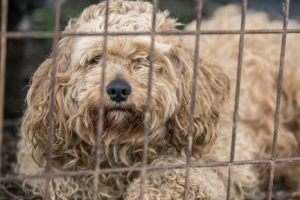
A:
[16,1,300,199]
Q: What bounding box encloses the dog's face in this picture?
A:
[70,35,179,134]
[64,2,182,144]
[22,0,229,168]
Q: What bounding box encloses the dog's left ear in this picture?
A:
[168,46,230,153]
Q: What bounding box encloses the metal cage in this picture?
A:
[1,0,300,199]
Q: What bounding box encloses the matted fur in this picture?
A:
[16,1,300,199]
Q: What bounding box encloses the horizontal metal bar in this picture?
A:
[1,157,299,182]
[2,29,300,39]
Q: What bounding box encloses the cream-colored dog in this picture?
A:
[16,1,300,199]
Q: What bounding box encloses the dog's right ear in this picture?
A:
[168,46,230,154]
[21,26,75,163]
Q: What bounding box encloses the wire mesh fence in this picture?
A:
[1,0,300,199]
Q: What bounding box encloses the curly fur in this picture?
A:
[16,1,300,199]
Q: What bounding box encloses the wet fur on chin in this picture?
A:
[103,105,145,132]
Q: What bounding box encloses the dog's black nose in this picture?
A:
[106,79,131,102]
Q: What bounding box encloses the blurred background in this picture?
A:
[1,0,300,199]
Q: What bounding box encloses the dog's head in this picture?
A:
[22,0,229,169]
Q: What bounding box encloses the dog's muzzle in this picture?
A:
[106,79,131,103]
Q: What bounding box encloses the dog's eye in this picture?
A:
[89,55,102,65]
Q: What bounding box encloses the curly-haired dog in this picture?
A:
[16,1,300,199]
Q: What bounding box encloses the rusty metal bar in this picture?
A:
[92,0,110,199]
[0,156,299,183]
[266,0,290,199]
[226,0,247,199]
[44,0,62,199]
[1,156,299,182]
[0,0,8,177]
[2,29,300,39]
[139,0,158,199]
[183,0,204,199]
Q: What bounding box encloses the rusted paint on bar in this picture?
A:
[2,29,300,39]
[92,0,110,199]
[139,0,158,199]
[0,0,8,177]
[0,157,299,183]
[183,0,204,199]
[226,0,247,199]
[266,0,290,199]
[44,0,62,199]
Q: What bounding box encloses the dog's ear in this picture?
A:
[168,46,230,153]
[21,29,76,165]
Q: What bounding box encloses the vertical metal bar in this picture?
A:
[93,0,110,199]
[266,0,290,199]
[183,0,203,199]
[44,0,61,199]
[0,0,8,176]
[226,0,247,199]
[139,0,158,199]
